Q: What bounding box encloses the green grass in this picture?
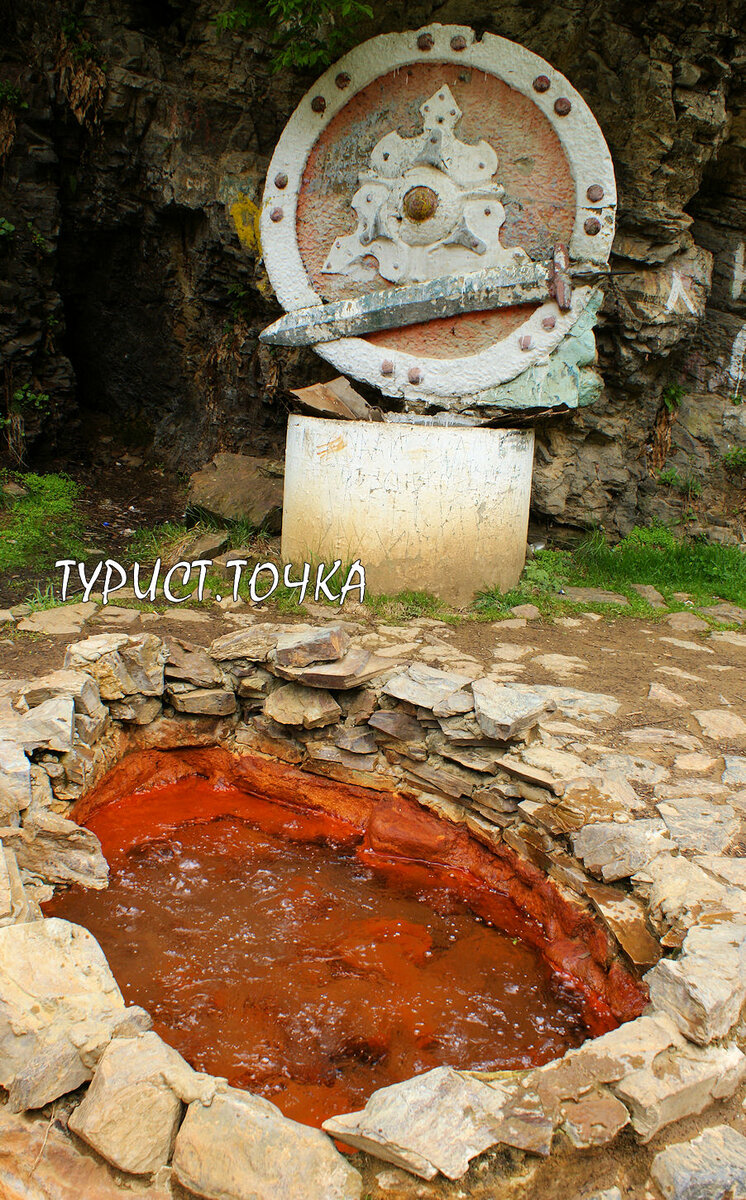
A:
[0,472,87,571]
[475,524,746,618]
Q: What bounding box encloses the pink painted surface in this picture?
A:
[296,63,575,358]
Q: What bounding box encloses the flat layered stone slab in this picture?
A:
[1,806,108,890]
[650,1124,746,1200]
[69,1032,215,1175]
[644,921,746,1044]
[272,625,350,667]
[264,684,342,729]
[694,854,746,889]
[0,697,75,754]
[572,819,675,881]
[656,797,740,854]
[693,708,746,742]
[170,688,238,716]
[174,1086,362,1200]
[472,680,554,741]
[17,601,98,637]
[563,587,629,605]
[584,880,662,968]
[272,646,389,690]
[383,664,474,711]
[210,625,290,662]
[323,1066,521,1181]
[165,638,223,687]
[612,1043,746,1141]
[722,755,746,785]
[368,710,425,742]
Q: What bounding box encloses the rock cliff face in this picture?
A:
[0,0,745,538]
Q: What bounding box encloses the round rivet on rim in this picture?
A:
[554,97,572,115]
[584,217,601,235]
[533,74,551,92]
[381,360,394,376]
[274,172,288,190]
[408,367,422,384]
[519,335,533,351]
[541,315,557,331]
[450,34,467,51]
[335,72,351,89]
[586,184,604,202]
[270,207,283,223]
[417,32,434,51]
[311,95,326,113]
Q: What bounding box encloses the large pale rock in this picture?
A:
[272,625,350,668]
[635,854,746,937]
[173,1086,362,1200]
[650,1125,746,1200]
[572,819,674,881]
[0,697,75,754]
[0,844,41,926]
[526,1013,683,1119]
[382,664,473,711]
[657,797,740,854]
[108,695,163,724]
[264,683,341,729]
[1,807,108,890]
[693,709,746,742]
[16,669,105,720]
[69,1032,216,1175]
[187,452,283,529]
[502,682,620,722]
[645,922,746,1044]
[612,1043,746,1141]
[64,633,166,700]
[694,854,746,889]
[0,740,30,819]
[323,1066,543,1180]
[0,918,149,1110]
[563,586,629,605]
[472,680,555,741]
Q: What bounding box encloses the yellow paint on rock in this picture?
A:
[230,195,262,254]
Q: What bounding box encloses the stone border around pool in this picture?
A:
[0,622,745,1199]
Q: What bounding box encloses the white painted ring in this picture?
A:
[259,24,616,401]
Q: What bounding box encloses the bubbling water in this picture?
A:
[45,777,596,1128]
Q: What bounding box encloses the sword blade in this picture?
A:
[260,262,556,347]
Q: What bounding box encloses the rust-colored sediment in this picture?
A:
[46,749,646,1128]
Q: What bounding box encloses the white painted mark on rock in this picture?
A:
[665,270,697,315]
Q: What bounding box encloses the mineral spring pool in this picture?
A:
[45,774,611,1129]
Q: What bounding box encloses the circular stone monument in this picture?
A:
[257,25,617,600]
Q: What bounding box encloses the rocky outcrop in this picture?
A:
[0,2,745,536]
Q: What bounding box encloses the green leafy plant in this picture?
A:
[1,385,52,462]
[26,222,50,253]
[662,382,685,413]
[0,82,27,111]
[723,447,746,473]
[657,466,702,499]
[216,0,373,71]
[0,217,15,238]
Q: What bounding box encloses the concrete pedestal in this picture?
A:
[281,415,534,605]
